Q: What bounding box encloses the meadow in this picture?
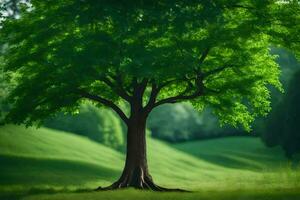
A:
[0,125,300,200]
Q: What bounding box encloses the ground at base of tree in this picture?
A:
[3,188,297,200]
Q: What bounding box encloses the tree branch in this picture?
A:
[142,48,210,111]
[152,72,206,108]
[144,82,159,112]
[198,48,210,65]
[153,88,203,108]
[203,65,234,78]
[78,89,129,124]
[99,75,132,102]
[132,78,148,98]
[154,77,202,107]
[156,79,178,90]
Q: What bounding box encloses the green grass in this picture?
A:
[174,137,289,170]
[21,188,300,200]
[0,125,300,200]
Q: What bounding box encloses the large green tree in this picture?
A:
[1,0,299,190]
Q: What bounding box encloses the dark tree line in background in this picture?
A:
[262,70,300,159]
[258,48,300,159]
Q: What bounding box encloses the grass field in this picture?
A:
[0,125,300,200]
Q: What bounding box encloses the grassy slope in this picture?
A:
[0,125,123,190]
[0,125,300,200]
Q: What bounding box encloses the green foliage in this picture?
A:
[263,70,300,158]
[267,0,300,60]
[148,104,242,142]
[45,103,125,151]
[0,59,12,121]
[0,0,299,130]
[148,103,202,142]
[272,48,300,88]
[268,48,300,106]
[250,48,300,135]
[195,40,282,131]
[97,108,125,151]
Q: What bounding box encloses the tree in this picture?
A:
[44,103,125,151]
[148,104,244,142]
[148,103,202,142]
[283,71,300,158]
[0,0,299,191]
[263,70,300,159]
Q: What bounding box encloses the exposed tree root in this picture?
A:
[95,181,188,192]
[95,168,188,192]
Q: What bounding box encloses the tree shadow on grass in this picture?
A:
[172,147,266,170]
[0,186,97,200]
[186,153,263,170]
[0,153,121,200]
[0,154,120,185]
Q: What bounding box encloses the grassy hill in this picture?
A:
[0,125,299,200]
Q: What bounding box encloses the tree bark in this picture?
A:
[112,114,153,188]
[97,111,156,190]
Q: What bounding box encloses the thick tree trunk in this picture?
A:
[96,111,184,191]
[97,112,158,190]
[111,115,154,189]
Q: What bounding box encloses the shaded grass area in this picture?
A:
[0,125,300,199]
[0,154,119,185]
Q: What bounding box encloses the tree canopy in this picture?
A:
[1,0,299,130]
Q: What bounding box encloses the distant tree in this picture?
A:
[97,107,125,151]
[263,70,300,159]
[252,48,300,135]
[0,55,12,120]
[284,71,300,158]
[148,103,202,142]
[45,103,125,151]
[269,48,300,105]
[148,104,242,142]
[1,1,299,190]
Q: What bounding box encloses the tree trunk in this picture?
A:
[96,97,186,191]
[113,115,154,188]
[97,111,157,190]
